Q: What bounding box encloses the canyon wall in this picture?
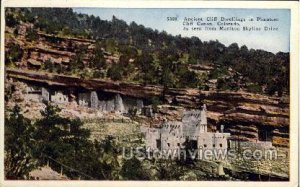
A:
[6,68,289,147]
[5,24,289,147]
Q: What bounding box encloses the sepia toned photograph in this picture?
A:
[1,1,298,186]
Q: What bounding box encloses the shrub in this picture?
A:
[25,28,39,42]
[5,43,23,64]
[246,83,262,93]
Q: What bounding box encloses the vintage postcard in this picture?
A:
[0,0,299,187]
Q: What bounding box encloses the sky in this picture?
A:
[74,8,290,53]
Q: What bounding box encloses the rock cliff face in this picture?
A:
[6,68,289,147]
[5,24,289,147]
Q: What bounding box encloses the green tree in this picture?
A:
[96,136,121,180]
[246,83,262,94]
[155,160,183,180]
[176,64,199,88]
[105,39,117,53]
[25,28,39,42]
[161,67,176,88]
[33,102,102,179]
[42,59,54,72]
[32,102,123,180]
[6,14,18,27]
[118,45,138,59]
[5,43,23,65]
[69,53,84,72]
[92,70,106,79]
[5,105,36,179]
[107,62,123,81]
[120,157,150,180]
[34,102,74,159]
[148,96,161,112]
[90,41,106,69]
[216,77,239,91]
[23,10,35,23]
[137,53,159,85]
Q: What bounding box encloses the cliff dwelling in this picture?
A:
[6,69,288,148]
[142,105,231,153]
[23,81,145,115]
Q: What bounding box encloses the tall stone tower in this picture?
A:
[199,104,207,133]
[90,91,98,109]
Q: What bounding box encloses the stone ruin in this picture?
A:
[23,83,144,114]
[142,105,231,152]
